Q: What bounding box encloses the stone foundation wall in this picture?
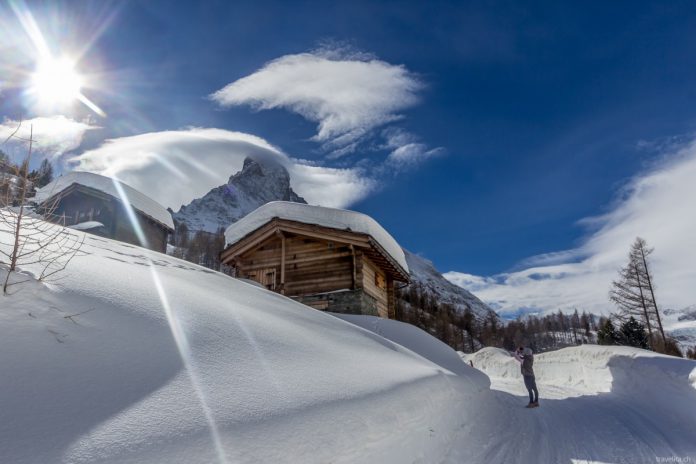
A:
[293,289,381,317]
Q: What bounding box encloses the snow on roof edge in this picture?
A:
[34,171,174,230]
[224,201,409,274]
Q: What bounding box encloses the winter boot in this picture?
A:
[525,402,535,408]
[532,401,540,408]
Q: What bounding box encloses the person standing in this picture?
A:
[513,346,539,408]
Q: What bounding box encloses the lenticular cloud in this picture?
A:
[210,48,424,155]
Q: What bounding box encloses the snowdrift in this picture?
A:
[0,215,480,464]
[334,313,489,381]
[464,345,696,398]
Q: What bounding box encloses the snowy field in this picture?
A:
[1,215,695,463]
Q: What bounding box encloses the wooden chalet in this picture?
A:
[34,172,174,253]
[220,202,410,318]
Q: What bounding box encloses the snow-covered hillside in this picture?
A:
[2,215,695,463]
[0,214,486,463]
[405,249,497,320]
[171,157,306,232]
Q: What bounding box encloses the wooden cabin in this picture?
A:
[220,202,410,318]
[34,172,174,253]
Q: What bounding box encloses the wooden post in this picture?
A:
[350,244,356,290]
[386,276,395,319]
[354,250,363,290]
[280,231,286,294]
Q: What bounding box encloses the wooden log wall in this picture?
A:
[361,255,389,318]
[236,234,355,296]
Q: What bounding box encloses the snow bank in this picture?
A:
[223,201,408,273]
[464,345,696,398]
[34,171,174,230]
[333,314,489,385]
[0,214,476,463]
[452,345,696,464]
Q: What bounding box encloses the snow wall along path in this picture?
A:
[0,215,487,464]
[457,346,696,463]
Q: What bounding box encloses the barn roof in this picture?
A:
[224,201,409,274]
[34,171,175,230]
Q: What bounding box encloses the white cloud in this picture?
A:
[210,46,424,157]
[70,127,374,211]
[0,115,97,158]
[445,141,696,317]
[382,127,444,169]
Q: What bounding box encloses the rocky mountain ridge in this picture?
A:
[171,157,306,232]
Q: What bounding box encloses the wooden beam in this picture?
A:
[236,251,353,271]
[279,230,286,295]
[276,224,369,248]
[350,244,356,290]
[221,223,279,262]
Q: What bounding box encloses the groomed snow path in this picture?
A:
[453,346,696,464]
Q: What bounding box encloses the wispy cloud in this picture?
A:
[445,140,696,317]
[210,44,440,167]
[0,115,97,159]
[382,127,445,170]
[71,127,374,211]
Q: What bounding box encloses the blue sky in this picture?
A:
[2,0,696,315]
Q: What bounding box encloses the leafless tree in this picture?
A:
[609,237,666,350]
[1,122,84,294]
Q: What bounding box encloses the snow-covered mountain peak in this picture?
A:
[171,156,306,232]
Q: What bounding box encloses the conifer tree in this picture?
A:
[597,318,619,345]
[609,237,666,350]
[618,317,649,349]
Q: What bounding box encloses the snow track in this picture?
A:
[454,347,696,464]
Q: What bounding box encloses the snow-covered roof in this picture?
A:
[34,171,174,230]
[224,201,409,273]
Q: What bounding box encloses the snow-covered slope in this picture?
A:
[405,249,497,319]
[0,213,482,464]
[2,214,695,463]
[172,157,305,232]
[333,314,479,377]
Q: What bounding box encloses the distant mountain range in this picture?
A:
[172,156,496,320]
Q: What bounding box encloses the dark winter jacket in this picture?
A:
[521,353,534,377]
[515,348,535,377]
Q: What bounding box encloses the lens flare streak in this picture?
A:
[109,176,229,464]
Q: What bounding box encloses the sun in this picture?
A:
[11,2,107,117]
[27,55,106,117]
[30,56,83,106]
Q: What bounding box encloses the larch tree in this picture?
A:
[609,237,666,351]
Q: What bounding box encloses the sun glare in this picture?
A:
[10,1,107,117]
[30,56,83,105]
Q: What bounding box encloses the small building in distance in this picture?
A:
[220,201,410,318]
[34,171,174,253]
